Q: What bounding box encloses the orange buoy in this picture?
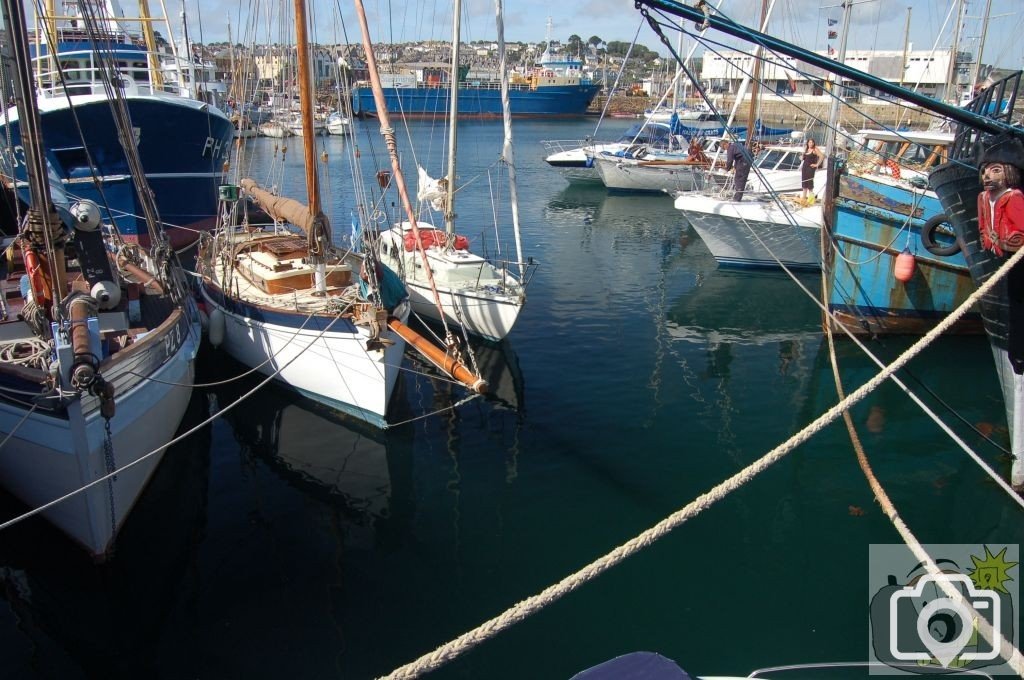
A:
[894,248,915,283]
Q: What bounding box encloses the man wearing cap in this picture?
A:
[724,139,752,202]
[978,136,1024,257]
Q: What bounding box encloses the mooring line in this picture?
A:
[376,246,1024,680]
[825,302,1024,677]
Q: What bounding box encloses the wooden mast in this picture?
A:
[293,0,320,218]
[744,0,768,143]
[444,0,461,234]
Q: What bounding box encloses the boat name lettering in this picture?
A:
[2,145,26,169]
[162,320,182,357]
[202,136,226,160]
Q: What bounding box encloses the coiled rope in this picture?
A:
[375,246,1024,680]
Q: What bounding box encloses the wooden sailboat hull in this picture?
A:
[201,286,410,428]
[0,310,200,557]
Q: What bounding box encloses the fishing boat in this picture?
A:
[351,19,599,119]
[926,75,1024,486]
[824,128,980,335]
[0,0,200,558]
[0,0,235,250]
[372,0,536,342]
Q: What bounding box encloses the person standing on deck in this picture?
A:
[725,140,752,201]
[800,138,825,206]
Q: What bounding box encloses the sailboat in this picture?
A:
[0,0,201,558]
[196,0,411,429]
[373,0,536,342]
[198,0,485,428]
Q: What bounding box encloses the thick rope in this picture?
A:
[377,245,1024,680]
[825,302,1024,676]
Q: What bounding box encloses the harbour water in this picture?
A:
[0,118,1021,679]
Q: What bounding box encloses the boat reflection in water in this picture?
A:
[206,350,410,546]
[403,325,526,417]
[664,269,823,460]
[0,390,213,678]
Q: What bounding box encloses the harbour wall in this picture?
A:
[591,94,937,129]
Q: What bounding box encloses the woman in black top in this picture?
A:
[801,139,825,205]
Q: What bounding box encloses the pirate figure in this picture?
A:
[978,135,1024,257]
[980,135,1024,376]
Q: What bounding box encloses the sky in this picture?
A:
[25,0,1024,70]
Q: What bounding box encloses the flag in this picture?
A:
[827,45,836,56]
[827,18,838,26]
[787,74,797,93]
[828,30,838,39]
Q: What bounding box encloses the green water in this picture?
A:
[0,118,1020,679]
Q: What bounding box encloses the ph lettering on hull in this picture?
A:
[202,136,225,160]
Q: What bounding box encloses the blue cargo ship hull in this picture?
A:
[827,173,980,335]
[353,83,601,117]
[1,96,233,249]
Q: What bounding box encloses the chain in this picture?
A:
[103,415,117,537]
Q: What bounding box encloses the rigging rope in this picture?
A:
[374,222,1024,680]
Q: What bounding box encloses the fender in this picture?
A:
[920,214,962,257]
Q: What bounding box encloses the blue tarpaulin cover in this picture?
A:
[569,651,693,680]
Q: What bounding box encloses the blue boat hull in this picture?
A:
[1,96,233,248]
[353,83,601,117]
[826,173,980,335]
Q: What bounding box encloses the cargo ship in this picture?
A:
[352,43,601,118]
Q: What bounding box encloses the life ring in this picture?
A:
[920,214,961,257]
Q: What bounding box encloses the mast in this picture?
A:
[824,0,854,154]
[2,0,67,308]
[744,0,769,142]
[495,0,524,278]
[293,0,320,218]
[722,0,773,136]
[352,0,447,313]
[137,0,164,90]
[971,0,994,92]
[945,0,963,104]
[898,6,911,89]
[444,0,462,234]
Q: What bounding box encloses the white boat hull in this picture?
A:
[202,289,409,427]
[404,279,523,342]
[379,225,525,341]
[0,313,200,557]
[675,194,823,270]
[594,156,703,193]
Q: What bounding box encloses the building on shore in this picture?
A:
[699,48,977,104]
